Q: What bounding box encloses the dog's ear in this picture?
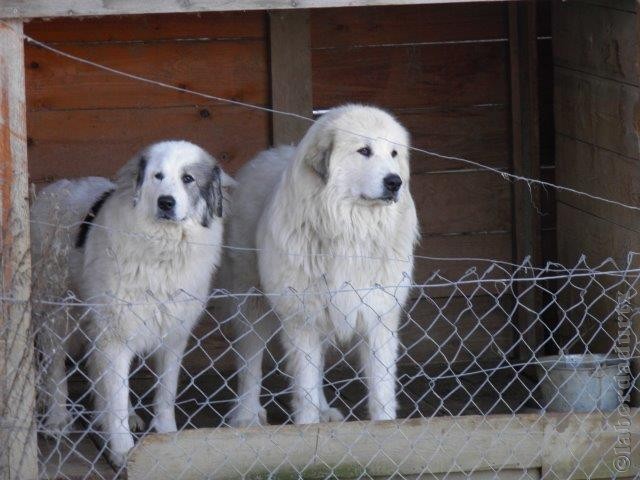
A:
[133,155,147,206]
[201,165,234,227]
[302,126,334,182]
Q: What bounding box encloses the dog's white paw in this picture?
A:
[226,406,267,427]
[107,434,134,468]
[150,415,177,434]
[320,407,345,423]
[128,411,145,432]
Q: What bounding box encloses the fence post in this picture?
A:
[0,19,38,480]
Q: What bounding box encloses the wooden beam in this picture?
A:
[508,1,542,361]
[1,1,504,20]
[0,20,37,480]
[634,0,640,410]
[127,410,639,480]
[269,10,313,146]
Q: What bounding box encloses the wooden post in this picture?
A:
[269,9,313,145]
[634,0,640,408]
[0,19,37,480]
[508,1,542,361]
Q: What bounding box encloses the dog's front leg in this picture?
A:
[150,335,188,433]
[361,320,399,421]
[39,330,72,431]
[283,322,323,424]
[90,341,135,467]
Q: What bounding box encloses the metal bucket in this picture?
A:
[536,354,628,412]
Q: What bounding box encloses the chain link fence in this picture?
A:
[6,225,634,479]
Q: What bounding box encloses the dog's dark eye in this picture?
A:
[182,174,195,184]
[154,172,164,180]
[391,150,398,158]
[357,147,372,157]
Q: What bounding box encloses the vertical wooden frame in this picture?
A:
[0,19,37,480]
[508,1,542,361]
[269,9,313,145]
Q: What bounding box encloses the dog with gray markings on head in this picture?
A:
[220,104,419,427]
[30,140,234,467]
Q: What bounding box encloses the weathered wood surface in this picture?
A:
[508,1,542,361]
[553,0,639,402]
[24,11,271,184]
[555,135,640,229]
[0,19,37,480]
[402,105,510,172]
[556,202,640,353]
[127,410,639,480]
[412,171,511,236]
[269,10,313,146]
[573,0,636,12]
[24,11,266,43]
[553,1,638,85]
[313,41,509,109]
[27,106,270,183]
[25,40,268,111]
[1,0,506,19]
[128,414,543,479]
[554,68,639,160]
[310,3,508,48]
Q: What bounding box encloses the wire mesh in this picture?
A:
[10,237,638,479]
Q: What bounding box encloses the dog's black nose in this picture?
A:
[383,174,402,193]
[157,195,176,211]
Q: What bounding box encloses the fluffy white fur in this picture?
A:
[222,105,419,426]
[31,140,232,466]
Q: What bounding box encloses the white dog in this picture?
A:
[31,140,233,466]
[222,105,418,426]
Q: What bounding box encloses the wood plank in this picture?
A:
[26,105,270,183]
[573,0,636,13]
[509,0,541,264]
[128,410,639,480]
[269,10,313,145]
[554,67,639,159]
[553,0,638,85]
[0,1,510,19]
[402,105,510,172]
[0,20,38,480]
[509,1,542,361]
[413,232,513,286]
[412,170,511,236]
[25,39,268,111]
[556,202,639,275]
[312,41,509,109]
[128,413,546,479]
[555,135,640,229]
[24,11,266,43]
[310,3,508,49]
[543,411,640,479]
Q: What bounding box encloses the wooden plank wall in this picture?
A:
[553,0,640,354]
[24,12,271,183]
[23,3,554,373]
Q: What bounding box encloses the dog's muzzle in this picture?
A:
[157,195,177,220]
